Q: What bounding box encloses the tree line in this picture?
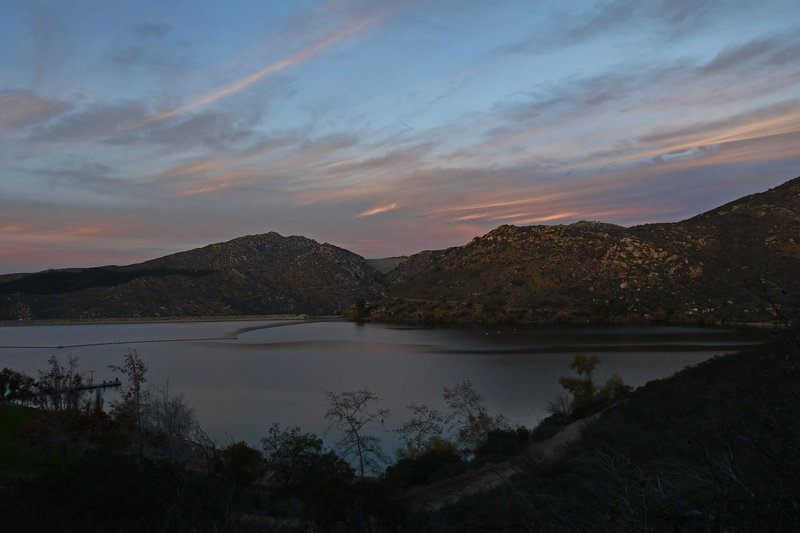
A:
[0,349,629,531]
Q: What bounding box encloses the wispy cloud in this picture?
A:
[0,90,71,130]
[19,2,73,90]
[355,202,400,218]
[128,11,389,130]
[1,0,798,272]
[31,99,148,142]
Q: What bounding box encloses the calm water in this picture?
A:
[0,320,762,456]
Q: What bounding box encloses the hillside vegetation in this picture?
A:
[376,177,800,325]
[431,329,800,531]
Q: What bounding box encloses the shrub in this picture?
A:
[651,310,669,322]
[557,355,628,419]
[218,441,263,490]
[473,427,530,465]
[261,423,353,494]
[384,448,465,487]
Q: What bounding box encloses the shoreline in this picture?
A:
[0,313,783,332]
[0,314,342,327]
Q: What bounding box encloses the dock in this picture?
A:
[80,378,122,391]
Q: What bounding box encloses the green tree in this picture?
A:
[557,353,627,417]
[219,441,263,488]
[214,440,265,525]
[558,353,600,415]
[262,423,352,495]
[263,423,323,486]
[0,367,34,406]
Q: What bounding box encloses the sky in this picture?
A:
[1,0,799,273]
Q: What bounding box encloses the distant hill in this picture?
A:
[374,176,800,324]
[2,177,798,323]
[366,256,408,275]
[0,232,384,320]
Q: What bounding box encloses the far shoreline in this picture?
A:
[0,313,784,331]
[0,314,342,327]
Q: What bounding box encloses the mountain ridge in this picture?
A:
[375,176,800,324]
[1,176,798,323]
[0,233,384,320]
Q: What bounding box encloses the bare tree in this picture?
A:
[109,349,149,450]
[325,387,388,477]
[545,394,572,423]
[35,355,88,413]
[149,381,196,461]
[395,402,444,459]
[443,380,505,454]
[24,355,91,464]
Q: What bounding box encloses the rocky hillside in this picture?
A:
[0,232,384,320]
[375,177,800,324]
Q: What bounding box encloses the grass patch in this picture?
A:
[0,404,55,477]
[0,404,35,451]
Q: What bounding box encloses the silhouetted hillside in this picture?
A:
[0,233,384,320]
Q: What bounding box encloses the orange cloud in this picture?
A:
[427,195,564,216]
[510,212,578,224]
[569,109,800,172]
[356,202,400,218]
[451,212,492,222]
[0,223,28,233]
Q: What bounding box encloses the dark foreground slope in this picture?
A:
[433,330,800,532]
[0,232,384,320]
[1,330,796,532]
[377,176,800,324]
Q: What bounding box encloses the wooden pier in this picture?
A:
[25,378,121,398]
[80,378,122,391]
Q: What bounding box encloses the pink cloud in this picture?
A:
[355,202,400,218]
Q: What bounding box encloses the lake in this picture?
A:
[0,319,763,458]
